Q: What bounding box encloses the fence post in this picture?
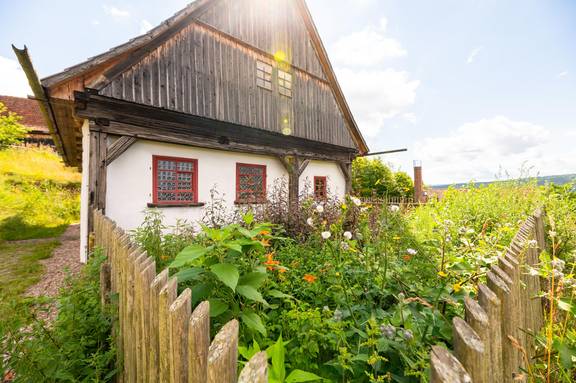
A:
[149,269,169,382]
[453,317,486,383]
[208,319,239,383]
[238,352,268,383]
[188,301,210,383]
[429,345,471,383]
[100,262,111,308]
[159,277,178,383]
[170,288,192,383]
[477,284,503,383]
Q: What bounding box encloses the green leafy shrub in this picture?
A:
[0,102,27,149]
[352,157,413,199]
[0,250,116,382]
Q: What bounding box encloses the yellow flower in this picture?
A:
[392,236,401,241]
[341,203,348,210]
[438,271,448,278]
[453,282,462,292]
[335,272,341,277]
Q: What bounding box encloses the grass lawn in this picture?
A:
[0,240,60,299]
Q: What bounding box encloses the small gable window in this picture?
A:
[236,163,267,204]
[153,155,198,205]
[256,60,273,90]
[278,69,292,97]
[314,176,327,200]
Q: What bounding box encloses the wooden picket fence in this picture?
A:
[93,210,268,383]
[430,208,547,383]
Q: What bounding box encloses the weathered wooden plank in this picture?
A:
[159,277,178,383]
[170,288,192,383]
[238,352,267,383]
[430,345,471,383]
[188,301,210,383]
[478,284,503,383]
[149,269,169,383]
[453,317,486,383]
[208,319,239,383]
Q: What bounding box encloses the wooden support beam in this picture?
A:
[107,136,137,165]
[88,124,108,223]
[338,161,352,195]
[278,155,302,213]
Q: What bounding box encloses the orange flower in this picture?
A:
[303,274,317,283]
[260,238,271,247]
[277,267,287,273]
[264,253,280,270]
[259,230,271,236]
[403,255,412,261]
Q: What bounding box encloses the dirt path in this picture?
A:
[25,224,82,302]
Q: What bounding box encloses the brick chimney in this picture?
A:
[413,160,424,203]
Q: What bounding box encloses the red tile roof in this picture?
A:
[0,95,49,133]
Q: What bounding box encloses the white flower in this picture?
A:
[549,230,557,238]
[551,258,565,271]
[526,239,538,248]
[306,217,314,226]
[444,219,453,226]
[466,228,475,234]
[351,196,362,206]
[389,205,400,213]
[316,205,324,213]
[406,248,417,256]
[343,231,352,240]
[528,268,540,276]
[321,231,331,240]
[340,241,350,251]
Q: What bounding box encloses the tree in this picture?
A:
[351,157,414,199]
[0,102,28,149]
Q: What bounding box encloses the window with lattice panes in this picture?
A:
[278,69,292,97]
[153,156,198,205]
[314,176,327,200]
[236,163,267,203]
[256,60,272,90]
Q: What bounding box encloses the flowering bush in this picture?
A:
[131,181,576,382]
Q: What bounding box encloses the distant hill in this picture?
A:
[431,174,576,190]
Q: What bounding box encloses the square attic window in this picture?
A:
[278,69,292,97]
[256,60,272,90]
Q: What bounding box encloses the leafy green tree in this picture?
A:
[352,157,414,198]
[0,102,28,149]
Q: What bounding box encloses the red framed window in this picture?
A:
[152,155,198,205]
[236,163,267,203]
[314,176,327,200]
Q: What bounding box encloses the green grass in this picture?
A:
[0,240,60,299]
[0,146,80,241]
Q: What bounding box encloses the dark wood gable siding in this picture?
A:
[100,21,356,149]
[197,0,326,80]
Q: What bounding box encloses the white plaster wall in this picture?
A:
[299,160,347,199]
[79,120,90,263]
[106,140,290,231]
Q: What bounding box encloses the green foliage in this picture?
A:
[0,146,80,241]
[352,157,413,199]
[0,240,60,299]
[0,250,116,382]
[0,102,27,149]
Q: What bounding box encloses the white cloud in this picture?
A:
[413,116,576,184]
[337,68,419,137]
[103,5,131,19]
[0,56,32,97]
[558,71,568,79]
[140,19,153,34]
[467,46,483,64]
[402,112,418,124]
[330,17,406,67]
[91,19,100,26]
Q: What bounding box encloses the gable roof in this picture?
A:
[35,0,367,163]
[0,95,49,133]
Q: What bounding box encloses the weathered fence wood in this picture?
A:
[430,210,546,382]
[208,319,239,383]
[430,345,472,383]
[92,211,268,382]
[170,288,192,383]
[238,352,268,383]
[189,301,210,383]
[453,317,486,383]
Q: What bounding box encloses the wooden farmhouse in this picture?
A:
[15,0,368,261]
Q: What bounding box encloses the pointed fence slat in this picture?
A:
[208,319,239,383]
[428,209,546,382]
[189,301,210,383]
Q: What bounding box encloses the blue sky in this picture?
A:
[1,0,574,184]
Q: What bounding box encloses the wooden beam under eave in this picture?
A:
[107,136,137,165]
[12,45,70,164]
[338,161,352,195]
